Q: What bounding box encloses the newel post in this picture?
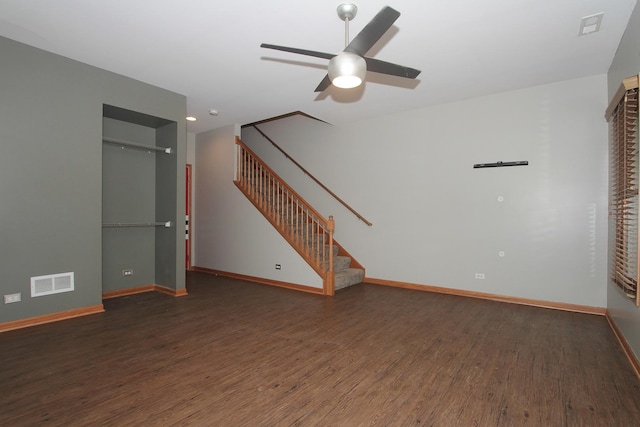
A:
[326,215,335,296]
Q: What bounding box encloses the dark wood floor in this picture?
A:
[2,272,640,426]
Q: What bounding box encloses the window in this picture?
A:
[607,75,640,305]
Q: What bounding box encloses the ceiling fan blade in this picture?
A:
[314,75,332,92]
[344,6,400,56]
[260,43,335,60]
[364,57,421,79]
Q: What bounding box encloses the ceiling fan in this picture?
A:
[260,4,421,92]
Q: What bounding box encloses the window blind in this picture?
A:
[607,75,640,305]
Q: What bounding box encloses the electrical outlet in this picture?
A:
[475,273,485,279]
[122,269,134,276]
[4,293,21,304]
[275,264,281,270]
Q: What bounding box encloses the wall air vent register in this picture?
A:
[30,272,74,297]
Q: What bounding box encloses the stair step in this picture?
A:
[334,268,365,291]
[297,234,330,248]
[293,222,320,234]
[325,244,338,257]
[308,245,340,263]
[303,244,338,257]
[326,255,351,272]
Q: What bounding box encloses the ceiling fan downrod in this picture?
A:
[337,3,358,47]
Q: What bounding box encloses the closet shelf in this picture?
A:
[102,221,172,228]
[102,136,172,154]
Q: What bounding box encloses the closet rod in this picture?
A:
[102,136,172,154]
[102,221,172,228]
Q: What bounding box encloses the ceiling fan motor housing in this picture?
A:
[328,52,366,88]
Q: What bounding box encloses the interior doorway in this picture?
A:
[186,164,192,270]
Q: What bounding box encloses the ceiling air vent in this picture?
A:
[579,13,604,36]
[30,272,74,297]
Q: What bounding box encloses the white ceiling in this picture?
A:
[0,0,636,134]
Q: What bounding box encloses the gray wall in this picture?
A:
[0,36,186,324]
[236,73,609,307]
[607,1,640,360]
[102,117,180,292]
[155,122,180,287]
[102,118,157,291]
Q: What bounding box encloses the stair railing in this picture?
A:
[234,137,335,295]
[251,125,373,227]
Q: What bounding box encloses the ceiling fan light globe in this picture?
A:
[332,75,363,89]
[328,52,366,89]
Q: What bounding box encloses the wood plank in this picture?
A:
[0,272,639,425]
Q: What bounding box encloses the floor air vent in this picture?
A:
[30,272,74,297]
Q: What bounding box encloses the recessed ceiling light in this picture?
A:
[186,116,197,122]
[579,13,604,36]
[209,109,219,116]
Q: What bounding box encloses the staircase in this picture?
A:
[234,136,365,295]
[289,217,365,292]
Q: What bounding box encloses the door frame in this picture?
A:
[186,163,192,270]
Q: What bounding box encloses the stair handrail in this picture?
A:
[252,125,373,227]
[235,137,335,294]
[235,137,329,225]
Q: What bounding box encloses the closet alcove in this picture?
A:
[102,104,179,295]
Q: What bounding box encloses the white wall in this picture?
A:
[194,125,322,288]
[242,74,609,307]
[607,1,640,359]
